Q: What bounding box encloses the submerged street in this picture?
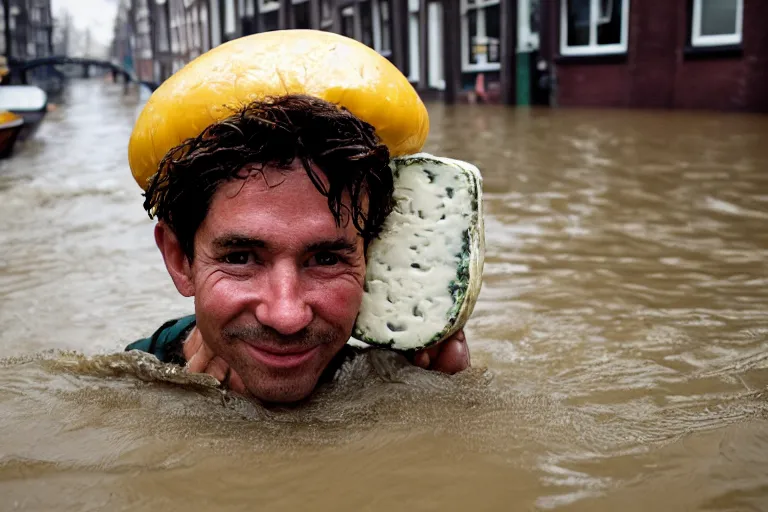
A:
[1,80,767,511]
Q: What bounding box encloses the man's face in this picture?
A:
[185,163,366,403]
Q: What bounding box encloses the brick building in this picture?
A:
[112,0,767,112]
[546,0,767,112]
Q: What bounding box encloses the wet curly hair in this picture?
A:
[143,94,394,259]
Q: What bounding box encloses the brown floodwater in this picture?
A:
[1,80,767,511]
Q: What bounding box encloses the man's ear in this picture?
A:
[154,221,195,297]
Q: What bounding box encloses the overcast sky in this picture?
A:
[53,0,119,46]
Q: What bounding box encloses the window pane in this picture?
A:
[225,0,236,33]
[700,0,737,36]
[263,10,278,31]
[486,3,500,63]
[341,11,354,38]
[361,1,373,47]
[467,8,478,64]
[529,0,540,34]
[381,0,392,51]
[201,4,210,49]
[566,0,590,47]
[597,0,621,45]
[295,1,310,29]
[321,0,330,20]
[408,13,419,78]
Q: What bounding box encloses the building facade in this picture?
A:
[548,0,767,112]
[113,0,767,112]
[1,0,53,62]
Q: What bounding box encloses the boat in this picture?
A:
[0,85,48,141]
[0,111,25,159]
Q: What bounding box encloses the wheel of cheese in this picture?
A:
[353,153,485,350]
[127,29,429,189]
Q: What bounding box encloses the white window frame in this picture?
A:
[406,0,420,82]
[156,2,170,52]
[186,10,194,52]
[461,0,501,72]
[560,0,629,56]
[192,7,200,48]
[517,0,539,52]
[200,3,210,50]
[341,5,354,28]
[372,0,392,57]
[259,0,279,14]
[210,0,222,47]
[170,11,180,53]
[427,1,445,89]
[225,0,237,34]
[691,0,743,47]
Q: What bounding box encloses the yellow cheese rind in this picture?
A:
[128,29,429,189]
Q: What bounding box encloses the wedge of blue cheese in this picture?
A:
[352,153,485,351]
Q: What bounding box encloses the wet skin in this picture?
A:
[155,162,470,403]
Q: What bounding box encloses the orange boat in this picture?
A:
[0,110,24,159]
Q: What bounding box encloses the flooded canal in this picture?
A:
[1,80,767,511]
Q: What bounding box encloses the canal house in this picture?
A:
[548,0,767,112]
[1,0,53,63]
[114,0,767,112]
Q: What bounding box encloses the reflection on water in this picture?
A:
[1,81,767,511]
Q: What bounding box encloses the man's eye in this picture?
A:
[311,252,340,266]
[222,252,251,265]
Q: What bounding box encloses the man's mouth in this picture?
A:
[243,343,320,369]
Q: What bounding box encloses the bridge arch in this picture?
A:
[7,56,159,91]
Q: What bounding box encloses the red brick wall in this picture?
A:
[552,0,768,112]
[556,64,629,107]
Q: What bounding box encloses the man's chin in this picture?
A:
[242,374,320,404]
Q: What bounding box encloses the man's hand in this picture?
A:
[410,329,470,375]
[183,327,247,394]
[182,327,471,390]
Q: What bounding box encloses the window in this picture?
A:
[210,0,222,47]
[461,0,500,72]
[692,0,742,47]
[372,0,391,56]
[225,0,236,34]
[186,11,194,51]
[560,0,629,56]
[462,0,500,71]
[293,0,310,30]
[245,0,255,17]
[320,0,332,27]
[361,1,374,48]
[263,10,279,31]
[192,7,200,48]
[170,11,179,53]
[407,0,420,82]
[200,4,210,50]
[427,1,445,89]
[341,6,354,38]
[156,3,170,52]
[518,0,540,51]
[259,0,280,13]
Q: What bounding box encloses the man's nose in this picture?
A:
[255,262,312,335]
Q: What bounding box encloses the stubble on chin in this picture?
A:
[218,323,346,403]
